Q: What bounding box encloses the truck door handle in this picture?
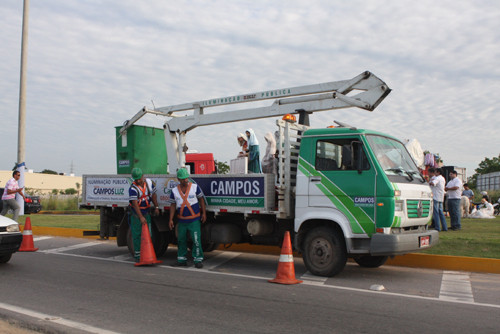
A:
[310,176,321,182]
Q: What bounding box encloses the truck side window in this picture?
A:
[315,139,370,171]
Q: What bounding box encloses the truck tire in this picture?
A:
[0,253,12,264]
[201,224,218,252]
[303,226,347,277]
[353,255,388,268]
[201,241,219,253]
[126,224,169,258]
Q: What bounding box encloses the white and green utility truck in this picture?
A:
[81,71,438,276]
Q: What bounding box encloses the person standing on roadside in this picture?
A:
[169,168,207,268]
[1,171,26,222]
[429,168,448,231]
[445,170,463,230]
[462,183,474,214]
[129,168,160,262]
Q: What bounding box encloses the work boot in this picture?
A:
[195,262,203,269]
[171,262,187,267]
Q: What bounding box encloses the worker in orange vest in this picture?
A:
[129,168,160,262]
[169,168,207,268]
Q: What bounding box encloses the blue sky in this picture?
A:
[1,0,499,177]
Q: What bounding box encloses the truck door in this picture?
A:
[308,137,377,235]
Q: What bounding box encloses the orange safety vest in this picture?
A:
[175,183,200,220]
[131,181,150,210]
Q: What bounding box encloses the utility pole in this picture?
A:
[17,0,30,216]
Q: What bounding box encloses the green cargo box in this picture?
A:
[115,125,167,175]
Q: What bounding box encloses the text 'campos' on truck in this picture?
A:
[80,71,438,277]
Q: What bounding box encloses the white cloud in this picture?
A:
[0,0,498,177]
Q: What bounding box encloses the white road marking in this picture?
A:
[33,236,52,242]
[0,301,122,334]
[439,271,474,302]
[300,271,328,285]
[41,241,103,254]
[202,250,242,270]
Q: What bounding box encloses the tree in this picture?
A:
[468,154,500,188]
[475,154,500,175]
[216,161,230,174]
[41,169,58,175]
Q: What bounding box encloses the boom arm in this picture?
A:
[121,71,391,172]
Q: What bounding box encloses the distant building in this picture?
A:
[0,170,82,195]
[477,171,500,191]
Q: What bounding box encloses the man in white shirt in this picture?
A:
[429,168,448,231]
[1,171,26,222]
[445,170,463,230]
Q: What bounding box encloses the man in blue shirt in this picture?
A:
[129,168,159,262]
[168,168,207,268]
[462,183,474,215]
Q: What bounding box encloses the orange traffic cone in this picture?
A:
[269,231,302,285]
[134,223,162,266]
[19,217,38,252]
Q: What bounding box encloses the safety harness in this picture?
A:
[176,183,200,220]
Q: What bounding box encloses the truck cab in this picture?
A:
[295,127,437,276]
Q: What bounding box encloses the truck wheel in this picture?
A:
[201,224,218,252]
[303,226,347,277]
[202,242,219,253]
[353,255,388,268]
[0,253,12,264]
[152,222,169,257]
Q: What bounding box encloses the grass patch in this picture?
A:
[421,217,500,259]
[19,214,100,230]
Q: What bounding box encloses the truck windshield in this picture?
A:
[365,135,424,183]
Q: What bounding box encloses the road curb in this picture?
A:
[385,253,500,274]
[25,226,500,274]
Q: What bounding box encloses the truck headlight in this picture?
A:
[394,200,404,212]
[6,224,20,232]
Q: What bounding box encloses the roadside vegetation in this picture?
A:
[421,217,500,259]
[22,214,100,230]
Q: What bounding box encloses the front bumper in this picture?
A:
[0,233,23,254]
[370,229,439,256]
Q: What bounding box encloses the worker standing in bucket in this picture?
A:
[169,168,207,268]
[129,168,160,262]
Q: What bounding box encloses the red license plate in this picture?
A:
[419,235,430,248]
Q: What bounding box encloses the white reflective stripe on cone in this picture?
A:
[23,230,33,235]
[279,254,294,262]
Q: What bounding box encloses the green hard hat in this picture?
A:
[177,168,189,180]
[131,168,143,180]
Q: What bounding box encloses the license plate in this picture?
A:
[419,235,430,248]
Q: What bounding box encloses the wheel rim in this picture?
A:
[308,237,333,269]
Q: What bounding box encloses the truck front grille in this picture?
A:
[406,200,431,218]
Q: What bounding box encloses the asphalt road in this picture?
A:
[0,237,499,334]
